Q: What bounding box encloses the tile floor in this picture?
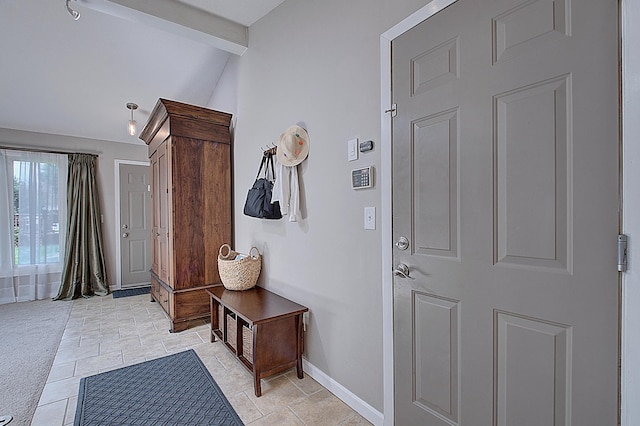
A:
[31,293,371,425]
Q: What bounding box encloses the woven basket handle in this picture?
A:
[249,247,260,259]
[219,244,232,259]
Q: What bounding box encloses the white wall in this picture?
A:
[0,128,149,293]
[208,55,239,118]
[210,0,433,416]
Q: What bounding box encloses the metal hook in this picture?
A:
[66,0,80,20]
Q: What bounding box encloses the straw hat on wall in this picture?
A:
[276,125,310,166]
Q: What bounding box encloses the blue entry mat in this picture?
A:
[74,349,243,425]
[111,286,150,299]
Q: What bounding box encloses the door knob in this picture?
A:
[395,236,409,250]
[122,224,129,229]
[122,232,129,238]
[393,263,413,279]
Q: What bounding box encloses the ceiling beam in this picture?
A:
[79,0,248,55]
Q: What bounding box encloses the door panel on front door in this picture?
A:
[392,0,619,425]
[413,108,458,259]
[494,76,570,271]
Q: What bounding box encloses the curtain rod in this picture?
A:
[0,145,99,157]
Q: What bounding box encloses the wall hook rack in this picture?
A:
[262,142,277,157]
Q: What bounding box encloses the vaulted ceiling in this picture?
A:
[0,0,285,145]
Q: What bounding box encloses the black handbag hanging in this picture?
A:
[243,153,282,219]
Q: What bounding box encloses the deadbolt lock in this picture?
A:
[395,236,409,250]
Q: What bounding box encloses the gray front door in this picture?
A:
[119,163,151,288]
[392,0,619,424]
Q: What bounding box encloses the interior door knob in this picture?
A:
[393,263,413,279]
[122,232,129,238]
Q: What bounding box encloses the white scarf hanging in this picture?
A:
[272,161,300,222]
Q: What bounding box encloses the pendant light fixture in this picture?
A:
[126,103,138,136]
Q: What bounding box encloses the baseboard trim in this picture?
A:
[302,359,384,426]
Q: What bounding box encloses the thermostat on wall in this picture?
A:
[352,166,374,189]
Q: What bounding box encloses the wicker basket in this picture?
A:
[217,244,261,291]
[225,312,254,361]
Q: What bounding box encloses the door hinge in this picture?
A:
[618,234,628,272]
[385,103,397,118]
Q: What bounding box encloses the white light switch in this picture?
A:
[348,138,359,161]
[303,311,310,331]
[364,207,375,230]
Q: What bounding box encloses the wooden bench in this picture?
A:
[206,285,308,397]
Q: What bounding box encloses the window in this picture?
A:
[0,149,67,303]
[12,156,65,265]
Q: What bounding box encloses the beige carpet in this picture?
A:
[0,299,72,426]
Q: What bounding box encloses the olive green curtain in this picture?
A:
[54,154,109,300]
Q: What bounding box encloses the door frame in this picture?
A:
[621,1,640,424]
[114,159,150,289]
[379,1,632,424]
[380,2,457,423]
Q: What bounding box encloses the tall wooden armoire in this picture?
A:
[139,98,233,332]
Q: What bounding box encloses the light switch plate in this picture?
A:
[303,311,310,331]
[348,138,358,161]
[364,207,375,230]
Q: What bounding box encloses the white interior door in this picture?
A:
[119,163,151,288]
[391,0,620,424]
